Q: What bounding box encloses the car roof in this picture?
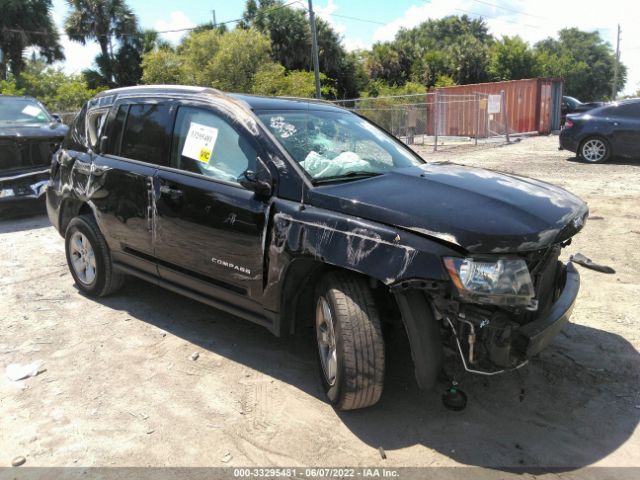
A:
[229,93,343,112]
[92,85,345,113]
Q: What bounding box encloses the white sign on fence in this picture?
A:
[488,94,502,114]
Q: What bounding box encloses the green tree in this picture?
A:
[140,49,183,85]
[240,0,356,98]
[369,15,492,87]
[0,0,63,78]
[141,28,274,93]
[451,34,490,84]
[64,0,138,84]
[251,63,336,97]
[489,36,539,81]
[3,58,101,111]
[365,43,411,86]
[535,28,626,100]
[203,28,272,92]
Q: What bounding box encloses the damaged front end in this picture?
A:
[0,168,51,217]
[395,241,581,379]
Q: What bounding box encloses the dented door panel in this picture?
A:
[90,155,157,276]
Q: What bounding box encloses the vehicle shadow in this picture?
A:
[0,211,50,234]
[96,277,639,472]
[565,155,640,166]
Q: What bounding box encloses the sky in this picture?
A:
[49,0,640,96]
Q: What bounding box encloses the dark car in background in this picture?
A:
[559,98,640,163]
[561,96,605,124]
[0,95,68,216]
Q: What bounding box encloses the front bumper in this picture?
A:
[513,262,580,358]
[0,168,50,201]
[0,169,50,216]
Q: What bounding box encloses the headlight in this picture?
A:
[443,257,535,307]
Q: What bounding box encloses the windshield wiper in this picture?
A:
[312,171,382,184]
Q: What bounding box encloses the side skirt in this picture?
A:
[113,262,277,334]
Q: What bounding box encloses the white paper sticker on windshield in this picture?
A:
[22,105,42,117]
[182,122,218,163]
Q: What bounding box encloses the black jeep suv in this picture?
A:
[47,86,588,410]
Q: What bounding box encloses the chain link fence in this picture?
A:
[331,91,511,151]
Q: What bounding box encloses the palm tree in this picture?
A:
[64,0,137,82]
[0,0,64,78]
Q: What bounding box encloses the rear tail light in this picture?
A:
[564,119,574,128]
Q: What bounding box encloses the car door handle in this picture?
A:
[159,184,183,199]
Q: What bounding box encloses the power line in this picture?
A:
[468,0,547,20]
[327,13,386,26]
[0,0,303,39]
[454,7,541,29]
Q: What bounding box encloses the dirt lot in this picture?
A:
[1,136,639,471]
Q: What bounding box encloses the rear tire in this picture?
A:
[65,214,124,297]
[315,271,385,410]
[579,136,611,163]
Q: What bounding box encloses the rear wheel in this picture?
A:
[579,137,610,163]
[65,214,124,297]
[315,272,385,410]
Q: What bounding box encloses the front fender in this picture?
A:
[262,199,458,315]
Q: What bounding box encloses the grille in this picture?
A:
[0,140,55,172]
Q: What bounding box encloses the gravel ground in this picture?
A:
[1,136,639,473]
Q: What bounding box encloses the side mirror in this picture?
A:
[99,136,109,154]
[239,156,273,198]
[51,114,62,123]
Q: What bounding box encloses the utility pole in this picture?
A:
[0,47,5,81]
[211,10,217,27]
[612,24,621,100]
[308,0,322,99]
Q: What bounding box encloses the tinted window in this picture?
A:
[607,102,640,118]
[171,106,257,184]
[63,103,87,151]
[119,103,172,165]
[105,105,127,154]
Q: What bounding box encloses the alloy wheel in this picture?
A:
[316,297,337,386]
[582,139,607,162]
[69,231,97,285]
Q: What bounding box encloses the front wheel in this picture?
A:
[315,272,385,410]
[579,137,611,163]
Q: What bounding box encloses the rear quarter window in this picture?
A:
[597,102,640,118]
[63,104,88,151]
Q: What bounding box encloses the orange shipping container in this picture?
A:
[426,78,563,136]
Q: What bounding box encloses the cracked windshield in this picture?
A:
[258,109,423,182]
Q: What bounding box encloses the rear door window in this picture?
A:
[170,106,257,184]
[107,103,173,166]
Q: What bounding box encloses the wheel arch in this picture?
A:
[59,199,95,235]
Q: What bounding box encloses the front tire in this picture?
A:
[579,136,611,163]
[315,272,385,410]
[65,214,123,297]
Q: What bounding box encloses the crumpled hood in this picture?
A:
[308,162,588,253]
[0,122,68,140]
